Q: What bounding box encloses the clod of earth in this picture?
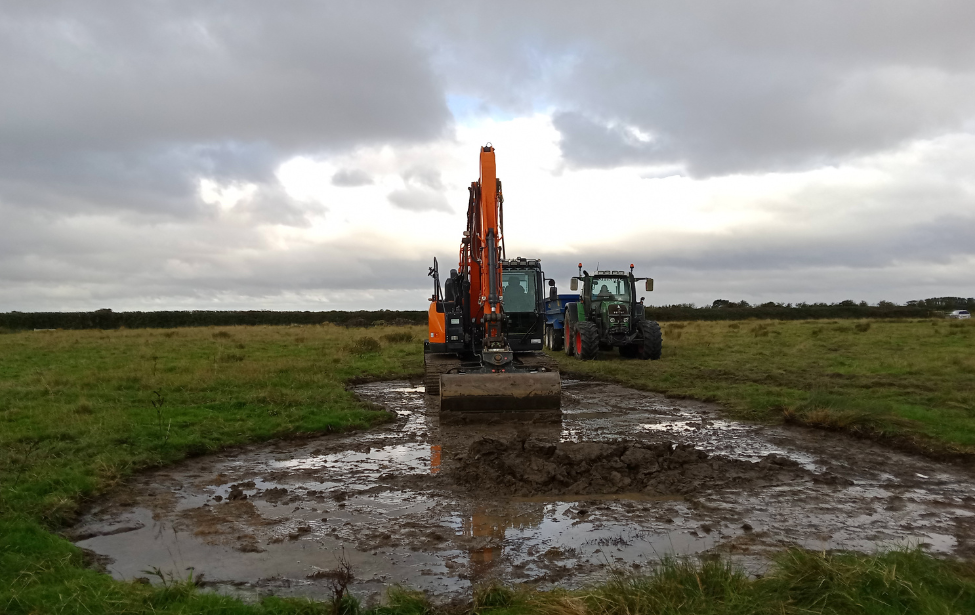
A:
[450,436,809,497]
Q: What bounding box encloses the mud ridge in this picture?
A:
[450,436,815,497]
[782,411,975,464]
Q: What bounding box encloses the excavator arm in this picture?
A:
[427,145,561,413]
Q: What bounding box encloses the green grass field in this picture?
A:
[557,318,975,455]
[1,320,974,614]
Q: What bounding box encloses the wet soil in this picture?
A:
[69,380,975,603]
[453,438,810,497]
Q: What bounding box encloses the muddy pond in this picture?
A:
[70,380,975,603]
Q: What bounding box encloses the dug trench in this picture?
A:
[68,380,975,603]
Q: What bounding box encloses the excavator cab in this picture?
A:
[501,258,545,352]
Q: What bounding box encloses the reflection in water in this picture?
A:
[431,445,442,475]
[431,411,562,577]
[462,505,548,576]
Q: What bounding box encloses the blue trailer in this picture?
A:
[542,293,579,351]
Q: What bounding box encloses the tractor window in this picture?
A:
[502,271,536,313]
[590,277,630,302]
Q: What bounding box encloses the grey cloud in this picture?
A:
[0,3,449,153]
[4,1,975,311]
[387,188,452,213]
[432,2,975,176]
[553,112,665,169]
[234,184,326,228]
[331,169,375,187]
[0,1,451,221]
[536,214,975,287]
[0,141,280,219]
[533,214,975,307]
[0,199,432,310]
[403,167,445,191]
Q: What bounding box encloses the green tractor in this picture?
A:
[561,264,662,361]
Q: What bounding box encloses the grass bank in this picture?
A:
[0,324,424,613]
[555,318,975,456]
[399,548,975,615]
[2,321,974,614]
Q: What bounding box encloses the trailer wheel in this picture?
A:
[575,321,600,360]
[637,320,663,360]
[552,327,564,351]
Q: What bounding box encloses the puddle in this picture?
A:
[70,380,975,603]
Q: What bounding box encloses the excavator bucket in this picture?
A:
[440,371,561,413]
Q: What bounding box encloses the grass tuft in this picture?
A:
[473,583,519,612]
[374,587,435,615]
[381,331,416,344]
[347,337,382,355]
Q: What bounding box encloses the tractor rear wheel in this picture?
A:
[637,320,662,360]
[575,321,600,360]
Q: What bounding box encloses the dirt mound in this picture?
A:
[450,436,808,497]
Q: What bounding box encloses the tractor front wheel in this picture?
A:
[637,320,663,360]
[575,322,600,360]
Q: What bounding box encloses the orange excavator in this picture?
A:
[424,145,561,413]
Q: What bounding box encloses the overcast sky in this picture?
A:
[2,1,974,311]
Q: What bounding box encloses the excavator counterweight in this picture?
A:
[424,146,561,415]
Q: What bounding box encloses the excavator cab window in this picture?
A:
[502,271,536,313]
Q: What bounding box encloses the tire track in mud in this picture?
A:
[69,380,975,603]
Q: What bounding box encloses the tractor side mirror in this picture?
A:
[570,277,579,291]
[549,286,558,301]
[645,278,654,291]
[548,279,555,286]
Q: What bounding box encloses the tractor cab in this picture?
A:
[582,271,636,337]
[589,274,633,328]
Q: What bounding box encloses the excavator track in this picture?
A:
[423,353,463,395]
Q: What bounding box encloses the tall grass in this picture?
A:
[0,324,424,614]
[364,549,975,615]
[555,319,975,454]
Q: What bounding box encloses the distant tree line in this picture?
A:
[0,297,970,330]
[645,297,974,321]
[0,309,426,331]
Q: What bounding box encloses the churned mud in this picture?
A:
[452,438,809,497]
[69,380,975,603]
